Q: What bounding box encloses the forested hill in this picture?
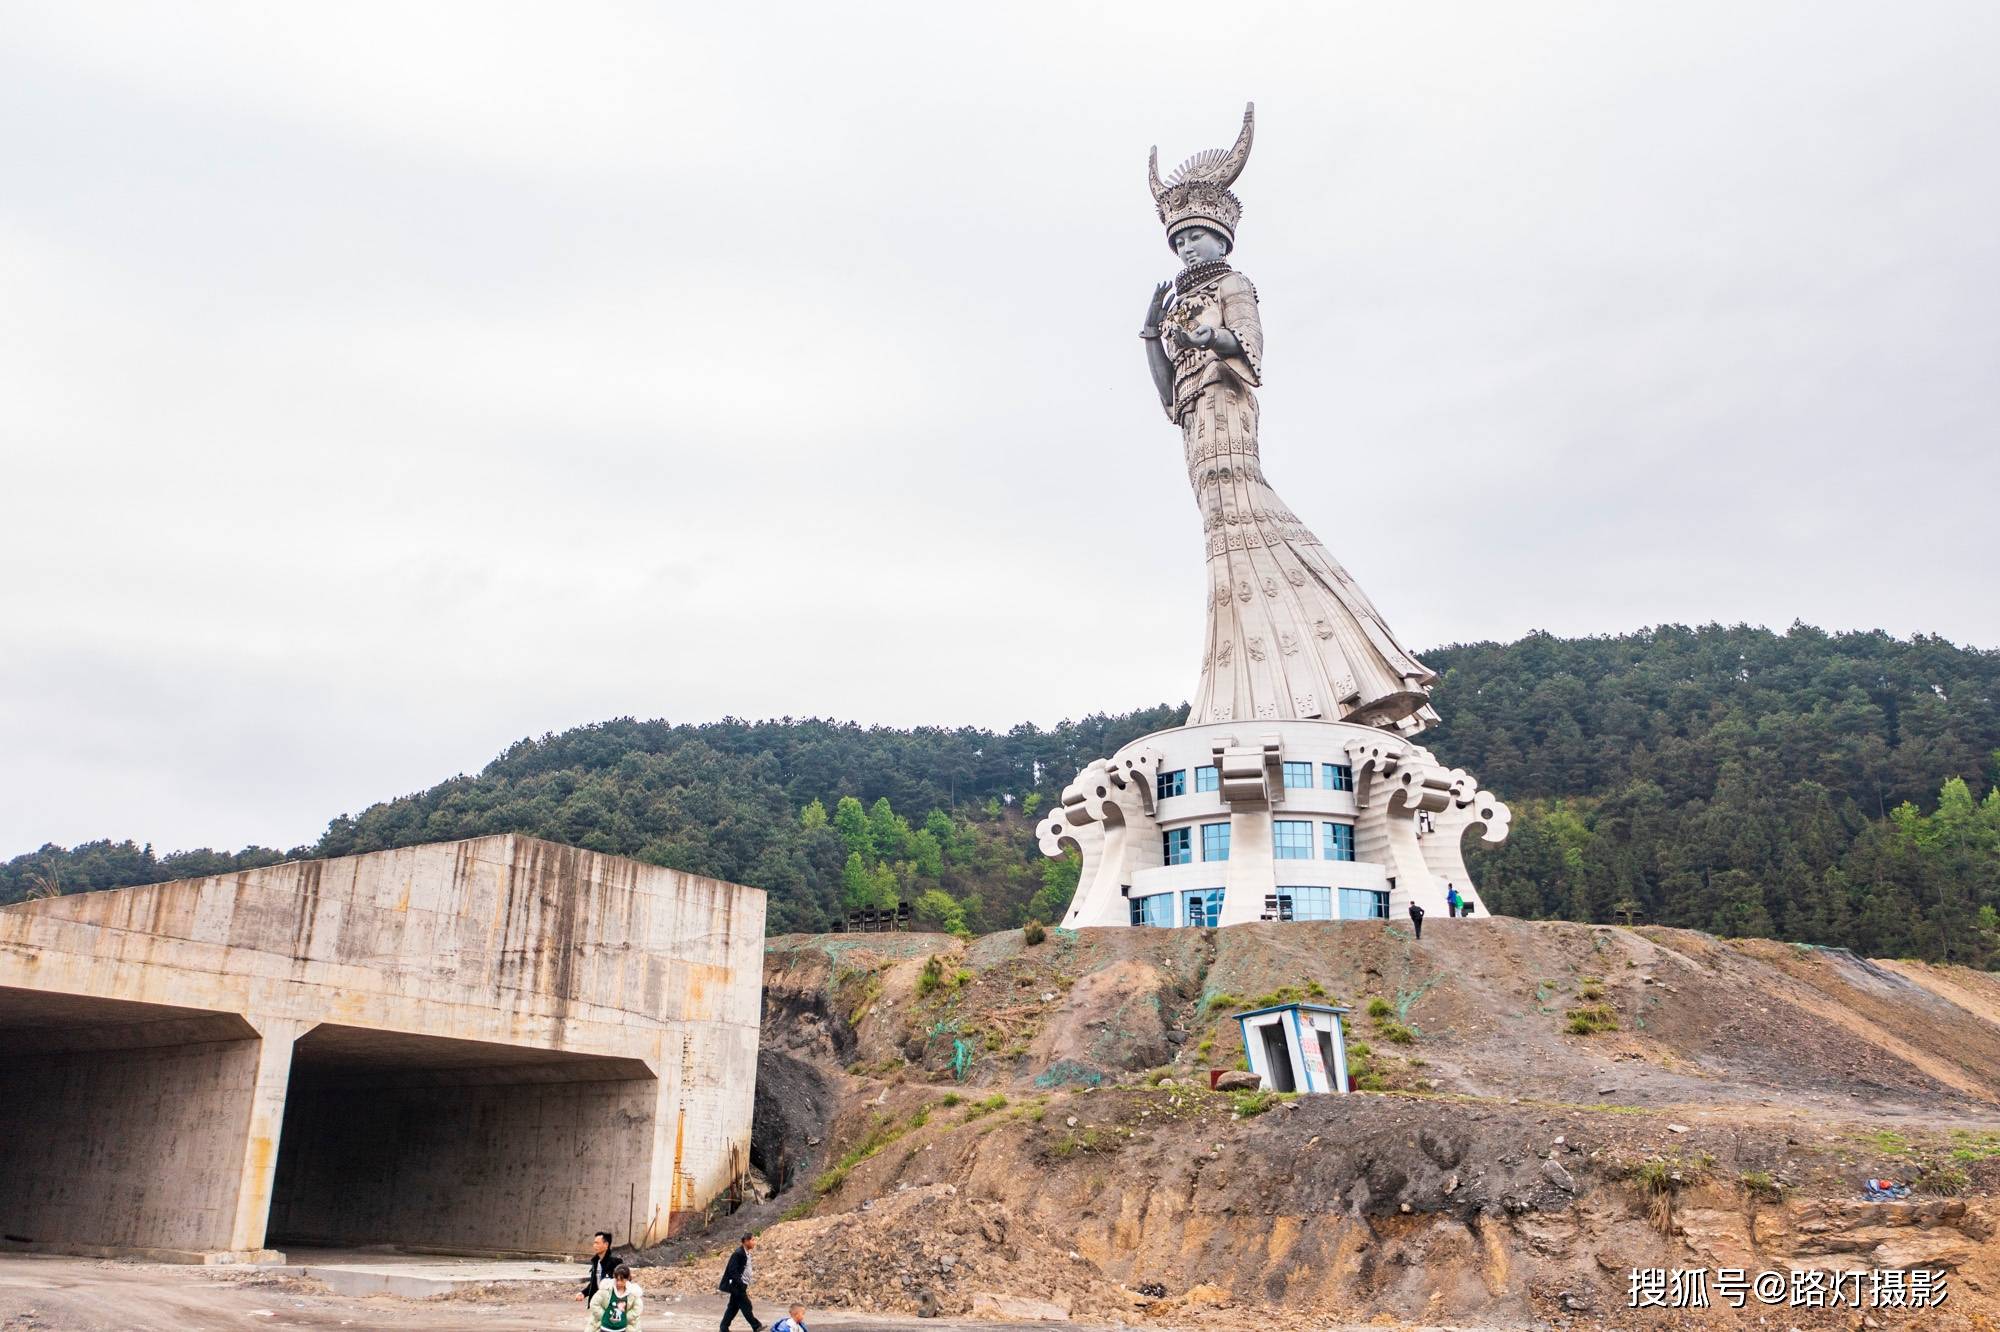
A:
[6,625,1998,966]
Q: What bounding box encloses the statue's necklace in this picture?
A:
[1174,259,1232,297]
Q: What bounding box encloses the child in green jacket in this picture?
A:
[588,1265,643,1331]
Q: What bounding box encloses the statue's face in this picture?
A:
[1174,226,1229,266]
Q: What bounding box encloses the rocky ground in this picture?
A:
[637,919,2000,1330]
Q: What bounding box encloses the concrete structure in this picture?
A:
[1041,106,1511,925]
[0,834,764,1261]
[1236,1001,1349,1094]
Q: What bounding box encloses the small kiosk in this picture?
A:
[1235,1001,1351,1093]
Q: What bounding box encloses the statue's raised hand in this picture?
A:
[1142,280,1171,335]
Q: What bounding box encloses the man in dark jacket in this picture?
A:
[719,1233,761,1332]
[1408,900,1425,940]
[580,1230,617,1304]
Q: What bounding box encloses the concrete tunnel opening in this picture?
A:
[267,1025,659,1256]
[0,987,262,1255]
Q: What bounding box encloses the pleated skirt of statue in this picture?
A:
[1182,378,1436,729]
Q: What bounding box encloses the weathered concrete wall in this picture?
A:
[268,1073,658,1252]
[0,1038,262,1252]
[0,835,765,1258]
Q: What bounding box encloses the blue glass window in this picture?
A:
[1323,821,1356,861]
[1129,893,1173,927]
[1193,765,1219,793]
[1273,820,1314,860]
[1281,761,1314,789]
[1181,888,1225,928]
[1323,763,1354,792]
[1157,768,1186,800]
[1339,887,1389,920]
[1285,886,1333,921]
[1200,821,1231,862]
[1162,827,1192,866]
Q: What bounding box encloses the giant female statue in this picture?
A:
[1142,105,1438,733]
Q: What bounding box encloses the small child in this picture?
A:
[771,1303,810,1332]
[588,1263,644,1331]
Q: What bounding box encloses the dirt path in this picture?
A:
[0,1255,575,1331]
[0,1256,1130,1332]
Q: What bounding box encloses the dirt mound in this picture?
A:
[645,1182,1126,1319]
[736,920,2000,1324]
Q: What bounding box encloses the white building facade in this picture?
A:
[1041,718,1509,930]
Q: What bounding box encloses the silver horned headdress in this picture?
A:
[1149,102,1255,252]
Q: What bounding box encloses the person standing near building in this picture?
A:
[580,1230,618,1306]
[719,1233,761,1332]
[588,1264,643,1331]
[772,1303,810,1332]
[1445,886,1461,918]
[1408,900,1424,940]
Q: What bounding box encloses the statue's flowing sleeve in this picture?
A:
[1218,273,1264,386]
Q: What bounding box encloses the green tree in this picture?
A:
[914,888,967,936]
[839,851,873,909]
[867,797,911,860]
[910,828,945,881]
[833,796,871,857]
[1026,850,1081,925]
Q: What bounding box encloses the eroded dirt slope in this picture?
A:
[650,920,2000,1329]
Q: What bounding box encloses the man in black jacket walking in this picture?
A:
[1408,900,1425,940]
[719,1233,761,1332]
[579,1230,617,1306]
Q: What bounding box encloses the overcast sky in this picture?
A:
[3,2,1997,857]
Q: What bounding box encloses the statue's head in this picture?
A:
[1172,225,1231,267]
[1151,103,1253,259]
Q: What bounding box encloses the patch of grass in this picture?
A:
[938,1091,963,1107]
[1377,1021,1417,1045]
[965,1093,1009,1119]
[1947,1131,2000,1164]
[812,1105,933,1196]
[1229,1089,1277,1118]
[847,972,883,1025]
[1564,1003,1619,1035]
[1023,919,1046,946]
[1305,980,1327,998]
[1739,1170,1783,1202]
[1619,1153,1713,1232]
[1365,997,1394,1019]
[1578,983,1605,1002]
[1194,1033,1215,1059]
[1049,1124,1118,1158]
[1205,992,1244,1013]
[1341,1040,1390,1091]
[1914,1160,1970,1197]
[1143,1067,1174,1085]
[778,1197,815,1222]
[1858,1128,1913,1156]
